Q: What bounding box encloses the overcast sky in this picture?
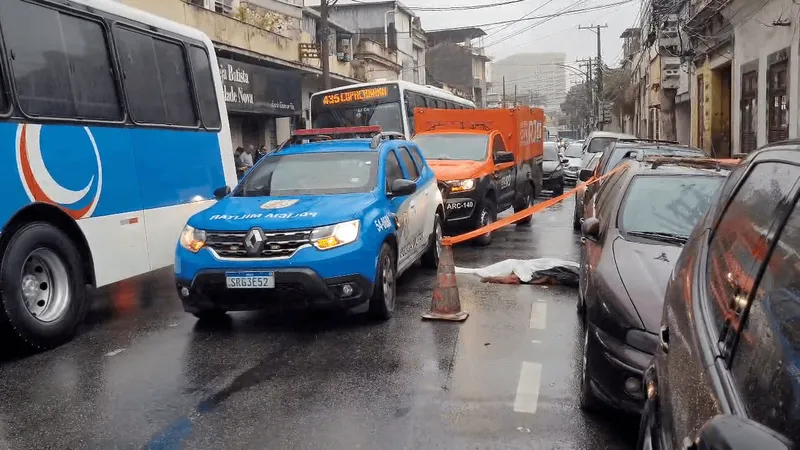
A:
[338,0,640,80]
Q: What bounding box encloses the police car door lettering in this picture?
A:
[375,214,392,232]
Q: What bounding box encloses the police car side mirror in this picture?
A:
[578,169,593,182]
[694,415,791,450]
[389,179,416,197]
[214,186,231,200]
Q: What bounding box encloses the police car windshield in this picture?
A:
[412,134,488,161]
[236,151,379,196]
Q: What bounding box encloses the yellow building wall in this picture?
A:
[691,62,732,156]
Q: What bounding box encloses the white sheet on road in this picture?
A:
[455,258,580,283]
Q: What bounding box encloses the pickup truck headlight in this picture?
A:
[447,178,476,193]
[179,225,207,253]
[311,219,360,250]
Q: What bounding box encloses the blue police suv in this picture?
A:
[175,127,445,321]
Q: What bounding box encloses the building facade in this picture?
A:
[425,28,490,107]
[618,0,799,154]
[490,53,567,115]
[323,0,427,84]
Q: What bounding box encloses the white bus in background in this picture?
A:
[310,81,475,139]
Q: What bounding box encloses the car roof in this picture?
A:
[614,141,705,153]
[278,139,401,156]
[625,157,734,177]
[588,131,638,140]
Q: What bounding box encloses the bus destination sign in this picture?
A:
[322,86,389,105]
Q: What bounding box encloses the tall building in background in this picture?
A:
[491,53,566,114]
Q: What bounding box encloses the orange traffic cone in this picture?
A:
[422,244,469,321]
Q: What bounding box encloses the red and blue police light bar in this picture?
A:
[291,126,382,137]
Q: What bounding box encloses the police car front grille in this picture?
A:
[205,230,312,259]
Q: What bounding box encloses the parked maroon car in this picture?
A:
[578,157,733,414]
[638,143,800,449]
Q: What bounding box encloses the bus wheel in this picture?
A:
[0,223,87,351]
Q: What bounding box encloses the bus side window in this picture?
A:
[414,94,426,108]
[404,91,415,135]
[0,57,8,114]
[0,1,122,120]
[115,26,197,126]
[189,45,222,130]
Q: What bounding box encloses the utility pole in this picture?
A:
[579,24,608,129]
[576,58,593,133]
[502,76,506,108]
[319,0,332,89]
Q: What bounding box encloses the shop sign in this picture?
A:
[217,58,302,115]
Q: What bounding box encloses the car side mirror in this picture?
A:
[694,415,791,450]
[582,217,600,240]
[389,178,417,197]
[494,151,515,164]
[578,168,594,182]
[213,186,231,200]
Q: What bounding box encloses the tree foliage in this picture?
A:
[560,83,591,128]
[602,67,634,114]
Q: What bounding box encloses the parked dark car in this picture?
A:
[578,157,732,414]
[638,143,800,449]
[578,141,707,224]
[543,141,566,194]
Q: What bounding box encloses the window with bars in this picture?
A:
[740,70,758,153]
[215,0,233,15]
[768,60,789,143]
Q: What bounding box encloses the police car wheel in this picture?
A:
[369,244,396,320]
[421,213,443,269]
[0,222,87,351]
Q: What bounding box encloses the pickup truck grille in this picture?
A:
[205,230,312,259]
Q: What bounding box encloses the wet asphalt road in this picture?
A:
[0,194,639,450]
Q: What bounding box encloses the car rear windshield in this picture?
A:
[544,142,559,160]
[587,137,615,153]
[619,174,724,239]
[565,144,583,158]
[235,151,378,196]
[412,133,488,161]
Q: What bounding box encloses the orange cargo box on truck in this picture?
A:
[410,107,546,246]
[413,106,545,162]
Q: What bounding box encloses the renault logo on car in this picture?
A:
[244,228,265,256]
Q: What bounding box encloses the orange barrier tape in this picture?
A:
[442,165,625,246]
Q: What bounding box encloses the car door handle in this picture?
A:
[660,325,669,353]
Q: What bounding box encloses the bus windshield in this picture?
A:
[311,84,404,134]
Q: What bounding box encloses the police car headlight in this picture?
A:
[311,219,360,250]
[179,225,207,253]
[447,178,476,193]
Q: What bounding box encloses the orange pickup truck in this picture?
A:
[412,107,545,245]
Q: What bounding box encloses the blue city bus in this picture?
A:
[0,0,235,350]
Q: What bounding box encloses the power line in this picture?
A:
[485,0,592,48]
[429,0,634,34]
[408,0,528,11]
[482,0,558,41]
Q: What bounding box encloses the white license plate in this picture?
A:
[225,271,275,289]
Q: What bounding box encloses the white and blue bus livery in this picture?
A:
[0,0,235,349]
